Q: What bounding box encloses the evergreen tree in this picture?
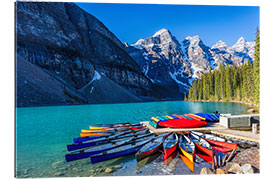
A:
[225,64,232,100]
[253,28,260,104]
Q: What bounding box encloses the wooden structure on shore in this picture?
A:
[140,114,260,143]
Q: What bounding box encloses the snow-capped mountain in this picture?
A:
[126,29,255,94]
[211,37,255,68]
[125,29,193,94]
[181,35,215,78]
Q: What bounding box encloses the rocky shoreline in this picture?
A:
[200,147,260,174]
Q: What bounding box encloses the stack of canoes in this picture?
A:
[149,113,221,129]
[65,123,155,163]
[65,122,237,172]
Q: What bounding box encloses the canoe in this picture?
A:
[163,133,178,165]
[149,120,158,128]
[68,129,149,151]
[204,138,237,150]
[184,114,203,121]
[80,132,111,137]
[161,115,170,120]
[151,117,160,122]
[212,146,233,153]
[158,118,207,128]
[80,126,146,137]
[189,132,213,157]
[156,116,166,120]
[164,115,174,119]
[192,131,226,142]
[190,114,206,121]
[90,137,155,164]
[179,114,193,119]
[179,153,194,172]
[194,113,216,121]
[169,115,182,119]
[178,134,195,163]
[89,123,142,130]
[73,128,148,143]
[65,136,133,162]
[82,125,145,133]
[136,133,170,161]
[90,122,130,127]
[81,129,115,133]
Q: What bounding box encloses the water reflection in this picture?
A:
[136,151,162,171]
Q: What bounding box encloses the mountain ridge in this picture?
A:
[126,29,255,91]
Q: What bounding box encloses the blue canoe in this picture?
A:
[90,135,156,164]
[66,132,154,162]
[136,133,169,161]
[194,113,216,121]
[68,129,149,151]
[65,136,133,162]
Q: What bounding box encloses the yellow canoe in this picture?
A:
[179,153,194,172]
[151,117,160,122]
[89,126,112,130]
[80,132,111,137]
[179,145,194,163]
[164,115,174,119]
[81,129,112,133]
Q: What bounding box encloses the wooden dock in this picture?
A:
[140,121,260,143]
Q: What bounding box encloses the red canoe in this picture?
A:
[204,138,237,150]
[184,114,203,121]
[163,133,178,165]
[158,118,207,128]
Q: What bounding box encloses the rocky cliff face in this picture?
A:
[16,2,154,106]
[126,29,193,94]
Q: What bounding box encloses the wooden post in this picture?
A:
[252,123,258,134]
[222,154,228,166]
[226,149,236,163]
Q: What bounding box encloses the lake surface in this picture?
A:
[15,101,249,178]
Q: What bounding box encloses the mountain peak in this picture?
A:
[185,35,202,46]
[153,28,171,37]
[235,37,246,44]
[212,40,228,49]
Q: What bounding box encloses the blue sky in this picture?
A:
[76,3,259,47]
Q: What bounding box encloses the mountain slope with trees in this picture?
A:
[186,29,260,107]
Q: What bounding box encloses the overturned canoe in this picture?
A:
[158,118,207,128]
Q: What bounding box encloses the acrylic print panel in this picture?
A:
[15,0,260,178]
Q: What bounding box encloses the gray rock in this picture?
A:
[241,164,254,174]
[200,167,215,175]
[105,167,113,173]
[228,163,241,173]
[216,168,228,174]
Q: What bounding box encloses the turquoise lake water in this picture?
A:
[15,101,249,178]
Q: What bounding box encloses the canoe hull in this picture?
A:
[90,140,151,164]
[194,143,213,157]
[158,119,207,128]
[136,144,162,161]
[204,138,237,150]
[179,146,195,163]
